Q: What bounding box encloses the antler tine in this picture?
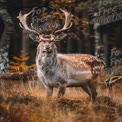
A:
[54,9,72,34]
[17,11,40,35]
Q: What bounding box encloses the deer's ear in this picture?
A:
[29,33,39,42]
[55,33,67,41]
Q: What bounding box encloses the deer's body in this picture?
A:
[36,43,103,102]
[37,53,92,87]
[17,9,104,103]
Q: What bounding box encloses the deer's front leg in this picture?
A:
[58,80,67,98]
[46,86,53,97]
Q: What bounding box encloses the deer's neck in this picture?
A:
[41,52,57,67]
[36,47,57,75]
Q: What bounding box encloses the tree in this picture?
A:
[48,0,91,53]
[9,50,35,73]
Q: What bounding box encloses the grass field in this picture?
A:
[0,79,122,122]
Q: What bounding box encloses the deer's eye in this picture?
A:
[48,41,53,43]
[39,41,45,43]
[50,41,55,43]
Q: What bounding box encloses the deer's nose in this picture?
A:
[45,45,50,49]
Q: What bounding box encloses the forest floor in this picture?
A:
[0,79,122,122]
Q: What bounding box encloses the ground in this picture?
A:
[0,79,122,122]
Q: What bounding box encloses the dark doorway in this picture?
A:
[0,18,4,40]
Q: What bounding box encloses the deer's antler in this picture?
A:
[53,9,72,34]
[17,11,41,35]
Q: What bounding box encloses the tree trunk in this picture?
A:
[94,23,104,60]
[0,2,14,74]
[103,33,111,67]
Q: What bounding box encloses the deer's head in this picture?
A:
[17,9,72,54]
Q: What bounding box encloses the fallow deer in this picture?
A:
[17,9,104,103]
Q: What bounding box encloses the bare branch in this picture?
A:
[31,23,43,34]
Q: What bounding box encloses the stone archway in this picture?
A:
[0,4,14,74]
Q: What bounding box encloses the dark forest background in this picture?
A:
[0,0,122,74]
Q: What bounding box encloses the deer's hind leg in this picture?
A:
[81,82,97,103]
[88,83,97,103]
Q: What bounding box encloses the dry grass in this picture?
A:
[0,79,122,122]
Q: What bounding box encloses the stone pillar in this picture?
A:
[0,0,14,73]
